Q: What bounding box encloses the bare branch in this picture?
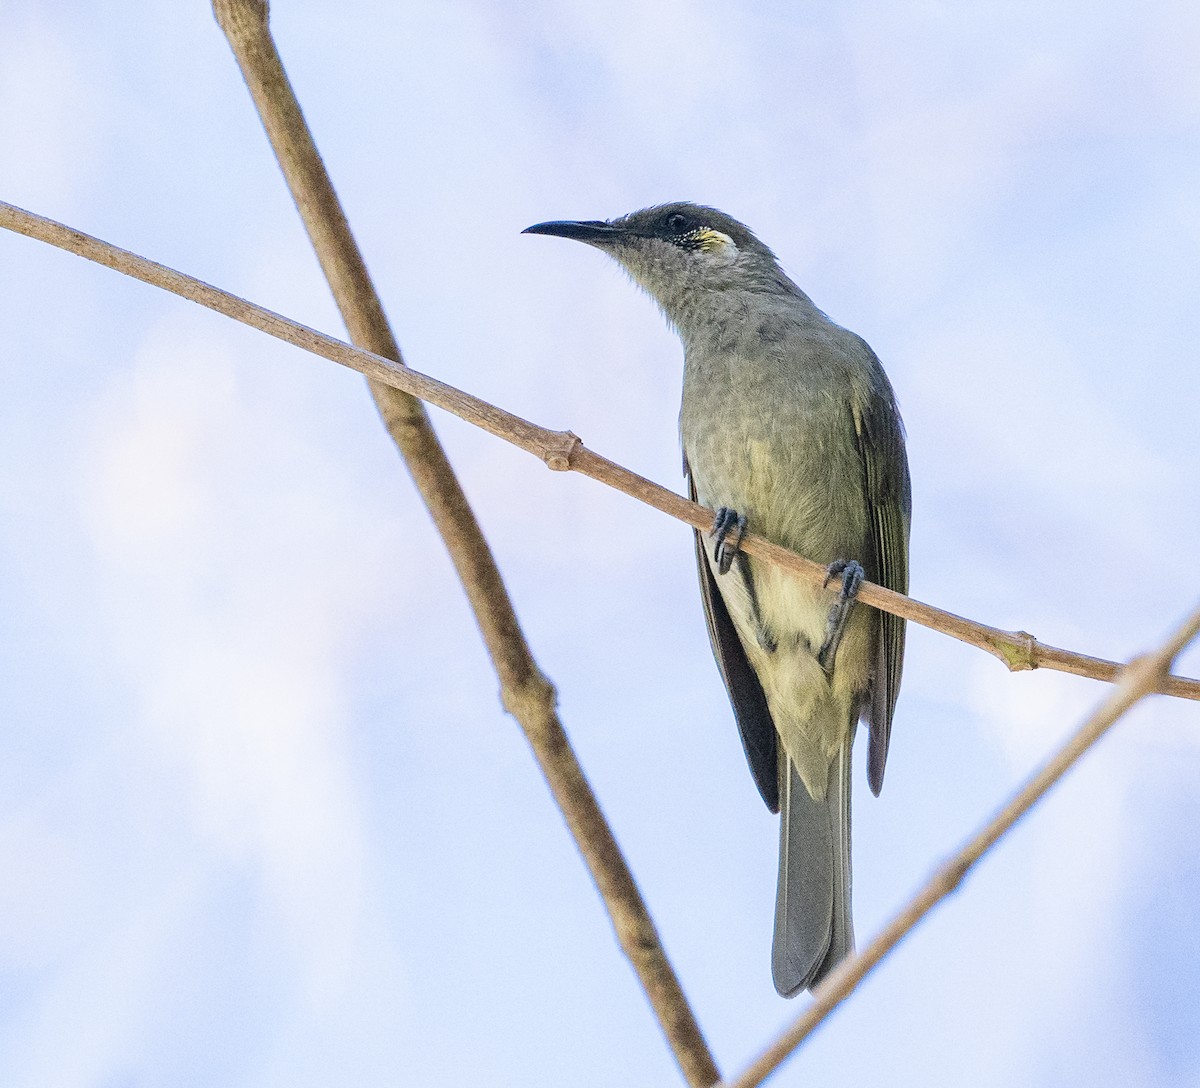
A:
[3,199,1194,708]
[720,600,1200,1086]
[204,2,719,1083]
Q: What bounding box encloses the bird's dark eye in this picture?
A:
[666,212,690,234]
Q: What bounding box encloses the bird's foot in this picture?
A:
[711,508,775,651]
[710,507,747,576]
[823,558,865,595]
[817,559,864,674]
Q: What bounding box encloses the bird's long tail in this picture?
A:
[771,742,854,997]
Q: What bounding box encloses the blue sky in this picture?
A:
[2,2,1199,1086]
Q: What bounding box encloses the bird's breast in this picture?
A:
[681,350,869,563]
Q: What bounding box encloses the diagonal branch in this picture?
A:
[720,599,1200,1088]
[205,2,719,1084]
[2,199,1195,707]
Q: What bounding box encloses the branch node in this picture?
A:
[542,430,581,471]
[500,668,558,734]
[993,629,1038,672]
[936,856,971,896]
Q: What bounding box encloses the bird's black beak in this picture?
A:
[522,219,623,244]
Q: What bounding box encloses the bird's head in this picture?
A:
[523,202,791,328]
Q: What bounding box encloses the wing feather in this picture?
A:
[852,386,911,796]
[687,468,779,812]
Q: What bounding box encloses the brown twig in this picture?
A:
[721,600,1200,1088]
[1,199,1196,706]
[205,2,719,1084]
[3,199,1195,707]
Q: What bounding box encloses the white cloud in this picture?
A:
[76,318,395,1008]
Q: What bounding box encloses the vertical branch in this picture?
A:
[723,601,1200,1088]
[209,2,720,1083]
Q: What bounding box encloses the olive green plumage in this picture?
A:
[525,203,910,996]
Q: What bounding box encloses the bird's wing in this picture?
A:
[687,465,779,812]
[852,387,912,796]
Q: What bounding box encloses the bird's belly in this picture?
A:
[710,540,872,794]
[685,400,875,794]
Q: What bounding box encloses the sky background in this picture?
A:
[2,2,1199,1086]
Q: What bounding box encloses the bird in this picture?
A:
[523,203,910,996]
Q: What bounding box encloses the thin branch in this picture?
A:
[206,2,719,1084]
[721,600,1200,1088]
[3,200,1195,706]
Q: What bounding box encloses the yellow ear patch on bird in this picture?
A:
[693,228,737,252]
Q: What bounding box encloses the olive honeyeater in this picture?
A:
[524,203,910,996]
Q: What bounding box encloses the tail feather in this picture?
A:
[771,745,854,996]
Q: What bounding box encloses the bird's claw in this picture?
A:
[823,558,865,598]
[817,559,864,674]
[710,507,747,575]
